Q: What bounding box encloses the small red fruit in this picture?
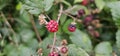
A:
[46,20,58,32]
[82,0,88,6]
[68,24,76,32]
[94,31,100,38]
[60,46,68,54]
[77,9,85,17]
[83,15,93,26]
[48,51,59,56]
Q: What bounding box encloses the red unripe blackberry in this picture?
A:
[82,0,88,6]
[94,31,100,38]
[83,15,93,26]
[46,20,58,32]
[68,24,76,32]
[48,51,59,56]
[60,46,68,54]
[85,15,93,22]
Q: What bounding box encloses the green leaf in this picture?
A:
[65,5,89,15]
[21,0,44,15]
[62,0,72,7]
[26,39,39,50]
[60,14,67,25]
[68,44,89,56]
[19,45,36,56]
[20,11,31,23]
[12,34,21,44]
[95,42,112,56]
[107,1,120,28]
[74,0,83,3]
[44,0,54,11]
[4,44,36,56]
[0,0,8,10]
[95,0,105,10]
[116,29,120,49]
[70,29,92,52]
[19,29,35,43]
[28,8,40,14]
[4,44,16,55]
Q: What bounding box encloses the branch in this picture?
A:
[29,14,42,42]
[57,3,63,23]
[1,12,16,34]
[44,13,51,20]
[62,11,82,23]
[51,32,57,52]
[1,11,19,46]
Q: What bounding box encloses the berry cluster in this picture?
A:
[46,20,59,32]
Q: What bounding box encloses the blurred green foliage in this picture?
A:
[0,0,120,56]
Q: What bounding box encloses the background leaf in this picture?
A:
[44,0,54,11]
[116,29,120,49]
[95,42,112,56]
[70,29,93,52]
[107,1,120,28]
[74,0,83,3]
[68,44,89,56]
[95,0,105,11]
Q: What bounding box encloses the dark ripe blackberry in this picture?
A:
[77,9,85,18]
[68,24,76,32]
[78,9,85,16]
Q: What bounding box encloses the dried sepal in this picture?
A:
[38,14,47,25]
[61,39,68,45]
[37,48,43,56]
[71,21,76,25]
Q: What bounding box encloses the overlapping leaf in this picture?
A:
[95,42,112,56]
[70,29,92,52]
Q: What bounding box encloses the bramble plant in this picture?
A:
[0,0,120,56]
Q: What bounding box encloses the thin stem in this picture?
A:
[29,14,42,42]
[1,11,18,46]
[44,13,51,20]
[62,0,72,7]
[62,12,82,23]
[1,12,15,34]
[51,32,57,52]
[57,3,63,23]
